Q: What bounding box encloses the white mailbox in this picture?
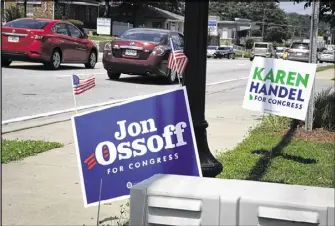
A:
[129,174,334,226]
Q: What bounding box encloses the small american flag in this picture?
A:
[168,38,188,75]
[72,74,96,95]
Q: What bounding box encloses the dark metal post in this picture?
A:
[183,0,223,177]
[23,0,27,17]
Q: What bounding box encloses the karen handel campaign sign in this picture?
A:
[72,87,202,207]
[243,57,316,121]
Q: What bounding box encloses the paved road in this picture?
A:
[2,59,251,120]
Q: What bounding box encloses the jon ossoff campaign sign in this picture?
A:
[72,87,202,207]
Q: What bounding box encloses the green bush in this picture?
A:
[63,19,84,27]
[234,50,249,58]
[246,38,254,50]
[4,5,23,22]
[313,88,335,131]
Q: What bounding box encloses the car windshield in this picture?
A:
[119,30,167,42]
[207,46,217,50]
[254,43,268,48]
[291,43,309,50]
[5,19,49,29]
[276,49,284,52]
[218,47,230,50]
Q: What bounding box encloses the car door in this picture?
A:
[52,23,73,62]
[66,23,89,62]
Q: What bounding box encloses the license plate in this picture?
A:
[124,49,137,56]
[8,36,19,43]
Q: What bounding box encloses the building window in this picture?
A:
[26,3,34,16]
[152,22,161,28]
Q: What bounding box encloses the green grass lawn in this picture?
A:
[2,139,63,163]
[316,64,335,72]
[216,116,335,188]
[88,35,115,41]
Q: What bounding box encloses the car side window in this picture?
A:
[52,23,70,36]
[170,33,182,48]
[67,24,82,39]
[178,33,184,48]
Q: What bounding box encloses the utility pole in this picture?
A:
[305,0,320,131]
[292,26,296,41]
[261,9,266,41]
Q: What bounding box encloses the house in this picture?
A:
[2,0,99,28]
[207,16,260,46]
[108,4,184,34]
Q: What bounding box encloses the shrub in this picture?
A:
[63,19,84,27]
[313,88,335,131]
[234,50,249,58]
[246,38,254,50]
[4,6,23,22]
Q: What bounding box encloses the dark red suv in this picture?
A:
[102,28,184,83]
[1,18,98,70]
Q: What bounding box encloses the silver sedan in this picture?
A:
[319,50,335,63]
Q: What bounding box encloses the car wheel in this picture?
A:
[167,69,178,84]
[45,49,61,70]
[231,53,235,59]
[2,59,12,67]
[107,71,121,80]
[85,51,97,69]
[250,57,254,61]
[319,60,323,63]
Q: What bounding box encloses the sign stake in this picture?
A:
[96,178,103,226]
[71,75,78,114]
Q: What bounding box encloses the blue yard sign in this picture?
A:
[72,87,202,207]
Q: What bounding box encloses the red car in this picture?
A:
[103,28,184,84]
[1,18,98,70]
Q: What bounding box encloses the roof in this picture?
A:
[149,6,184,21]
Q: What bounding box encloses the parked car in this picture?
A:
[250,42,275,61]
[319,50,335,63]
[207,46,218,58]
[103,28,184,84]
[275,47,286,59]
[286,42,310,62]
[213,46,235,59]
[1,18,98,69]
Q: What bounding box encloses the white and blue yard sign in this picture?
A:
[72,87,202,207]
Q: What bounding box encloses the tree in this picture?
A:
[208,1,290,43]
[245,38,254,49]
[292,0,335,28]
[4,5,23,22]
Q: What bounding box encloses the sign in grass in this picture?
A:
[243,57,317,121]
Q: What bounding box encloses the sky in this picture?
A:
[278,1,312,15]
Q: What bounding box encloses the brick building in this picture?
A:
[2,0,99,28]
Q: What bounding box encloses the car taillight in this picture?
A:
[288,50,295,54]
[104,43,112,51]
[151,46,165,56]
